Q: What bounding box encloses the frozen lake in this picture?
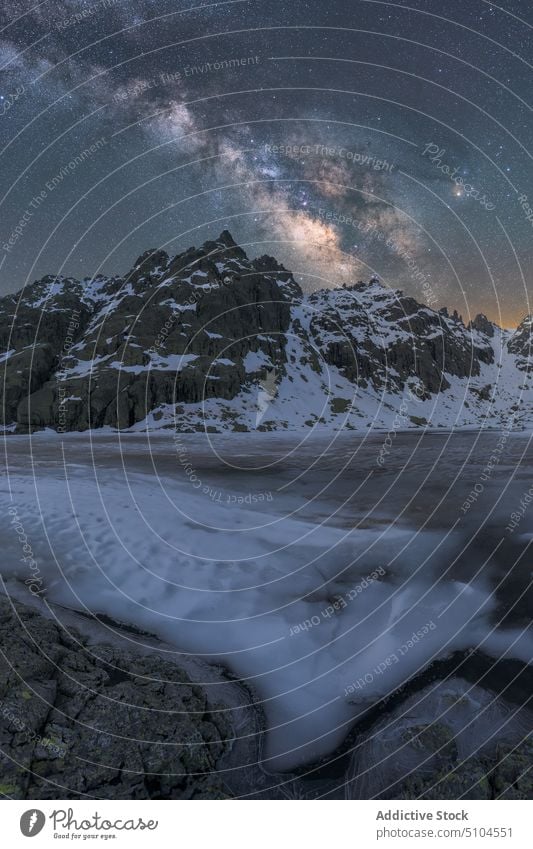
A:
[2,429,532,771]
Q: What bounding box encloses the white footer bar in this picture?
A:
[4,799,531,848]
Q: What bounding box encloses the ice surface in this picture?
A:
[2,432,532,770]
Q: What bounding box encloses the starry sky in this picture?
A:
[0,0,531,326]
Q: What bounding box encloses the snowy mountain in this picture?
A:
[1,230,532,433]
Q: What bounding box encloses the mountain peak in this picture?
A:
[469,313,495,337]
[2,228,533,434]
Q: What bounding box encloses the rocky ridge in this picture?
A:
[1,231,531,432]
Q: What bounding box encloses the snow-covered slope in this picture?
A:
[1,231,532,432]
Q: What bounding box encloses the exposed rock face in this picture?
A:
[1,231,531,432]
[0,596,237,799]
[1,232,296,431]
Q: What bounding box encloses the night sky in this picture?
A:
[0,0,531,326]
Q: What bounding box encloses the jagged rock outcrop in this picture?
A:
[469,313,495,338]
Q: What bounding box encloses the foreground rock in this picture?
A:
[0,595,257,799]
[1,596,532,800]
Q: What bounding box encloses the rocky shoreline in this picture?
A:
[0,593,531,800]
[0,593,265,799]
